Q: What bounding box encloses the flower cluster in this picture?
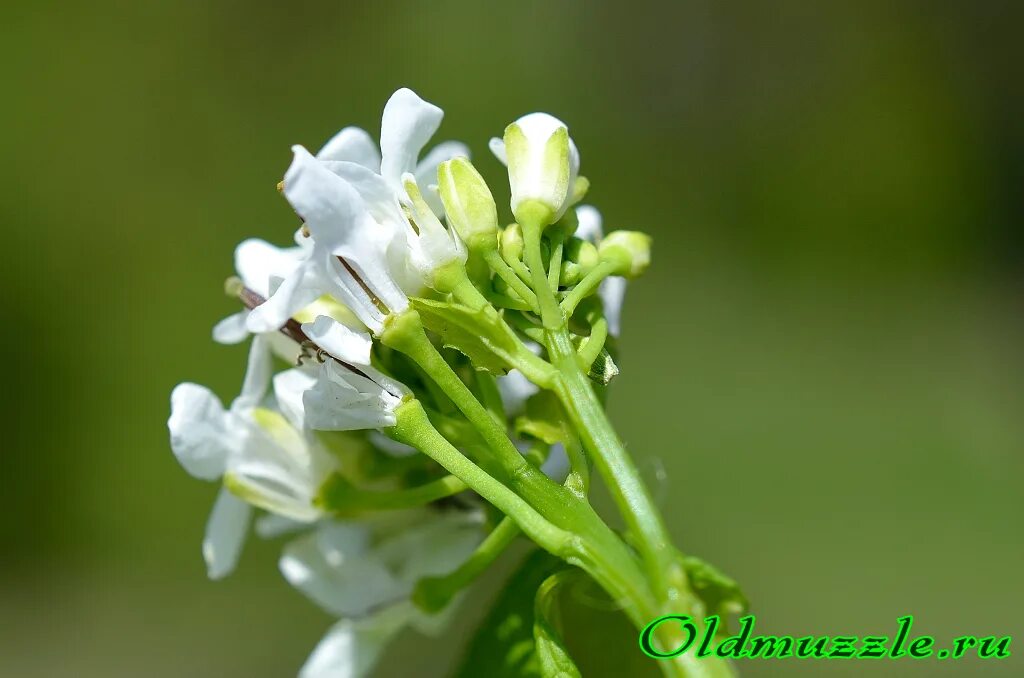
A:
[169,88,662,677]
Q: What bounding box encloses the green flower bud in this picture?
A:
[502,113,579,227]
[437,157,498,252]
[565,237,600,275]
[500,223,524,264]
[598,230,652,278]
[559,261,582,286]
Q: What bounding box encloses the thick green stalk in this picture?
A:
[381,310,533,484]
[388,400,571,555]
[547,327,684,603]
[519,222,686,611]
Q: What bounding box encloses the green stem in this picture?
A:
[520,224,683,607]
[484,248,540,313]
[547,327,686,607]
[474,369,506,425]
[562,433,589,498]
[522,220,564,329]
[413,516,521,612]
[382,312,532,484]
[547,231,565,294]
[388,400,572,554]
[560,259,619,318]
[318,473,467,515]
[576,317,609,372]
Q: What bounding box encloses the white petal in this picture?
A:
[233,335,272,410]
[245,263,320,333]
[574,205,603,243]
[301,316,373,366]
[414,141,470,216]
[599,276,627,337]
[488,137,507,165]
[379,88,443,188]
[319,160,406,226]
[273,367,318,430]
[375,512,483,585]
[227,408,335,522]
[283,146,408,326]
[281,524,405,616]
[284,146,373,248]
[203,487,252,579]
[168,383,232,480]
[212,311,250,345]
[303,361,400,431]
[299,607,411,678]
[255,513,309,539]
[235,238,304,298]
[316,126,381,171]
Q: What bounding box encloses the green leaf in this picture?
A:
[682,555,749,624]
[453,550,560,678]
[411,297,522,374]
[534,570,583,678]
[514,391,570,446]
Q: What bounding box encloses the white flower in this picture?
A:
[249,146,409,334]
[317,87,468,216]
[246,89,469,335]
[299,316,408,431]
[490,112,580,225]
[317,88,467,292]
[282,511,484,678]
[168,337,338,578]
[212,238,311,359]
[575,205,627,336]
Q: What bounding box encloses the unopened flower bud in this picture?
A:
[560,261,582,286]
[598,231,652,278]
[566,237,600,274]
[437,157,498,252]
[500,223,524,264]
[502,113,580,227]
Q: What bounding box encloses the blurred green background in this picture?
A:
[2,1,1021,676]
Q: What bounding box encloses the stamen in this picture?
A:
[400,203,420,235]
[232,284,398,394]
[336,256,389,314]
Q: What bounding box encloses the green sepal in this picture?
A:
[410,297,522,375]
[682,555,749,627]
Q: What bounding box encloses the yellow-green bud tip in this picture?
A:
[437,157,498,251]
[598,231,652,278]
